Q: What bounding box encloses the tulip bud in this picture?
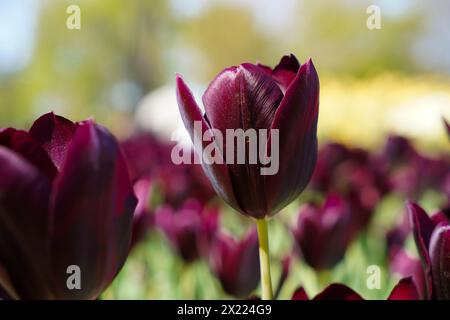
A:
[155,200,219,262]
[293,196,352,270]
[209,229,260,297]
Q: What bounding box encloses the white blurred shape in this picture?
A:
[386,94,450,139]
[135,85,204,147]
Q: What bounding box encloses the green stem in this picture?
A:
[256,218,273,300]
[316,270,332,289]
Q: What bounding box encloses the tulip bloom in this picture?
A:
[176,54,319,219]
[209,229,260,298]
[176,54,319,299]
[293,196,353,270]
[0,113,137,299]
[154,200,219,262]
[291,278,419,300]
[408,202,450,300]
[311,143,388,232]
[130,178,154,250]
[122,132,215,208]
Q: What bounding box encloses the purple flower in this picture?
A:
[291,283,363,300]
[291,278,419,300]
[0,113,137,299]
[310,144,388,231]
[130,177,154,250]
[155,200,219,262]
[408,202,450,300]
[209,229,260,297]
[293,195,353,270]
[176,54,319,218]
[121,132,171,182]
[122,132,215,208]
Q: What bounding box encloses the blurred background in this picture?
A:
[0,0,449,300]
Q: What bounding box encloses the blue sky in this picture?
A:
[0,0,39,74]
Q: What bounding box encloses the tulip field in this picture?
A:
[98,127,448,300]
[0,1,450,302]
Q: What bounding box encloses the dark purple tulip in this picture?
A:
[155,200,219,262]
[293,195,353,270]
[380,135,417,168]
[291,284,363,300]
[121,132,171,182]
[408,202,450,299]
[387,277,420,300]
[209,229,260,297]
[310,143,388,232]
[0,113,137,300]
[155,162,216,208]
[310,143,350,192]
[274,255,292,299]
[292,277,419,300]
[378,135,450,199]
[121,132,215,208]
[130,177,154,250]
[176,54,319,218]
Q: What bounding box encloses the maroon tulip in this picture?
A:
[291,277,419,300]
[408,202,450,299]
[291,283,363,300]
[121,132,215,208]
[121,132,172,182]
[311,143,388,232]
[0,113,137,299]
[130,177,154,250]
[176,54,319,218]
[293,195,353,270]
[155,162,215,208]
[387,277,420,300]
[154,200,219,262]
[209,229,260,297]
[380,135,417,168]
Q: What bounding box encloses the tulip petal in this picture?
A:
[407,202,434,299]
[48,121,136,299]
[431,208,450,227]
[0,128,57,179]
[210,230,259,297]
[256,55,300,93]
[29,112,77,171]
[266,59,319,215]
[291,287,309,300]
[429,225,450,300]
[272,54,300,93]
[388,277,420,300]
[235,229,260,297]
[176,75,241,212]
[0,146,53,299]
[313,283,363,300]
[203,64,283,133]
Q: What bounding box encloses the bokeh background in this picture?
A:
[0,0,449,299]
